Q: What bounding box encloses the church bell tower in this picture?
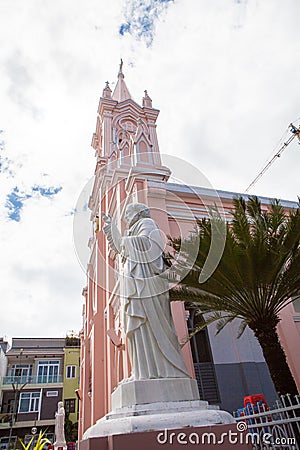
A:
[79,62,181,439]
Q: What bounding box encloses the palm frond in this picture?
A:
[237,320,248,338]
[180,312,225,347]
[215,314,236,334]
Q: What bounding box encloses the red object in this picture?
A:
[67,442,76,450]
[244,393,268,408]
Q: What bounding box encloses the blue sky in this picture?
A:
[0,0,300,338]
[5,186,62,222]
[119,0,174,46]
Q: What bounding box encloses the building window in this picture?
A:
[66,365,76,379]
[9,364,32,379]
[187,307,220,404]
[46,391,58,397]
[65,399,76,413]
[18,392,40,413]
[187,310,213,364]
[7,399,15,413]
[37,360,60,383]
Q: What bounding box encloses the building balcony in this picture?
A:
[1,375,63,386]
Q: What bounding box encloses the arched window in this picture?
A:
[136,140,150,164]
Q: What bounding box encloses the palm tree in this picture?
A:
[170,195,300,396]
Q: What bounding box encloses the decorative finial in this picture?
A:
[102,80,112,98]
[143,90,152,108]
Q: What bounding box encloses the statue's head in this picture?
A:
[125,203,150,227]
[58,401,64,408]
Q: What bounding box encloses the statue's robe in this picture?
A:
[121,217,190,380]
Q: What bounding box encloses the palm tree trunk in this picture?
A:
[251,322,298,396]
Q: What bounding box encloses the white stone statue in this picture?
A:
[102,203,190,380]
[54,401,66,449]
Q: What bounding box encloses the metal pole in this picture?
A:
[7,349,25,450]
[7,383,18,449]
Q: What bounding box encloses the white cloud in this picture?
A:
[0,0,300,338]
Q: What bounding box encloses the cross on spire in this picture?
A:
[119,58,123,75]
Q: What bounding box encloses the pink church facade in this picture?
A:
[78,65,300,441]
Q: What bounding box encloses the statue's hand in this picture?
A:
[102,212,111,224]
[102,212,113,238]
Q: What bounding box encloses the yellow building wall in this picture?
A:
[63,347,80,424]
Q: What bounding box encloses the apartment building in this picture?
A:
[0,337,80,443]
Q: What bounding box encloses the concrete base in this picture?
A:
[111,378,200,409]
[83,399,234,439]
[80,424,252,450]
[82,378,235,443]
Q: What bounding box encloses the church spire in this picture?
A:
[112,59,132,102]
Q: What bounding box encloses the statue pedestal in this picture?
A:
[111,377,200,409]
[83,399,234,439]
[82,378,236,445]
